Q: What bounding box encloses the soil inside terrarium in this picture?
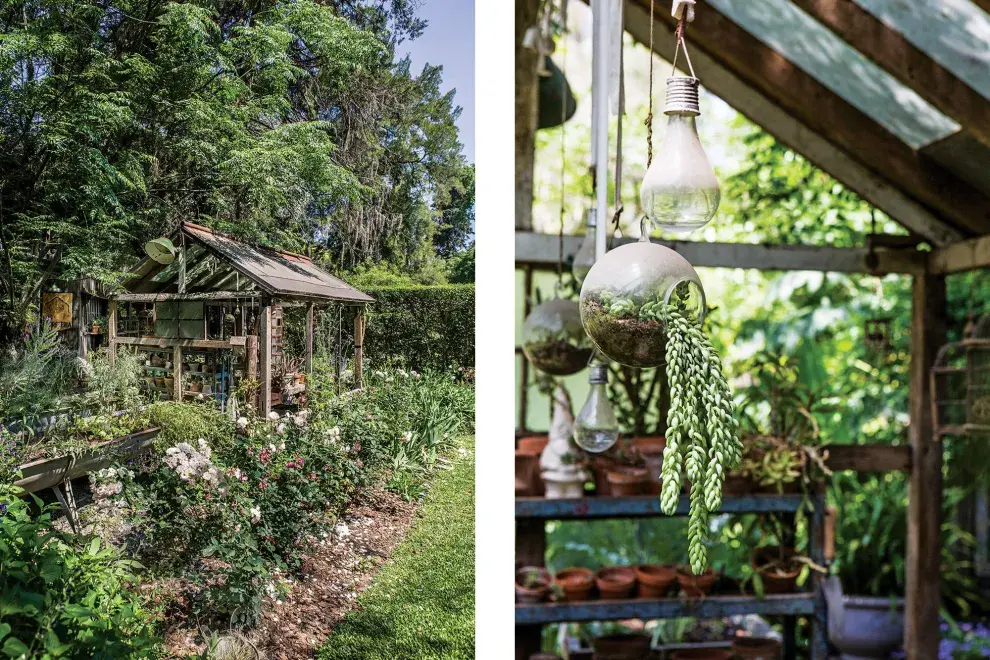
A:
[525,337,592,375]
[582,297,667,367]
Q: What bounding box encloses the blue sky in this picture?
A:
[402,0,475,163]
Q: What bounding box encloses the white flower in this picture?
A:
[236,417,249,429]
[398,369,408,378]
[278,441,286,451]
[250,506,262,524]
[333,522,350,539]
[277,423,287,435]
[373,370,385,378]
[292,414,307,427]
[267,411,280,422]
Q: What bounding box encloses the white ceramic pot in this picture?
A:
[543,478,584,499]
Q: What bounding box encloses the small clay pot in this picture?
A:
[752,547,802,594]
[605,466,649,496]
[594,566,636,600]
[515,450,541,497]
[592,456,617,496]
[517,436,549,454]
[676,566,716,597]
[163,378,174,391]
[554,567,594,602]
[515,566,552,603]
[631,436,666,495]
[592,633,651,660]
[669,649,733,660]
[732,636,782,659]
[634,564,676,599]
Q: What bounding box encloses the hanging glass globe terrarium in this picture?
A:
[580,233,706,368]
[572,208,597,286]
[522,297,594,376]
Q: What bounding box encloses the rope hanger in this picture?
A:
[646,0,698,168]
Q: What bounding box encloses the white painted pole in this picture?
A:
[593,0,610,262]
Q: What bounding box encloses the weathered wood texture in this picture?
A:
[115,336,247,350]
[305,303,315,374]
[620,0,972,244]
[516,231,927,274]
[107,299,118,364]
[115,291,261,302]
[825,444,911,472]
[260,303,273,415]
[515,0,540,231]
[515,517,546,660]
[929,235,990,274]
[905,273,946,659]
[788,0,990,150]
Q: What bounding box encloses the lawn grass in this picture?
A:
[318,436,475,659]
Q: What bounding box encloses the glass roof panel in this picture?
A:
[854,0,990,101]
[706,0,959,148]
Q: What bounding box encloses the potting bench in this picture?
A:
[514,491,828,660]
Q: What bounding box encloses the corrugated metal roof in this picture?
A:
[181,222,373,303]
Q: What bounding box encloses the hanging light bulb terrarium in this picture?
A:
[580,223,706,368]
[523,296,594,376]
[574,360,620,453]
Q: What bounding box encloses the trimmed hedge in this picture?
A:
[363,285,474,371]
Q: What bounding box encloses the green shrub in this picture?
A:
[361,285,474,372]
[0,484,157,658]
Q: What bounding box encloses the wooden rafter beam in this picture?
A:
[970,0,990,16]
[789,0,990,150]
[620,0,962,247]
[515,232,927,275]
[115,291,261,302]
[929,235,990,274]
[626,0,990,239]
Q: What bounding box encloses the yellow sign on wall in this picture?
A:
[42,292,73,327]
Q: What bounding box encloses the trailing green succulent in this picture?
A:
[650,303,743,575]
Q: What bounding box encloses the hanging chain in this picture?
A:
[646,0,655,167]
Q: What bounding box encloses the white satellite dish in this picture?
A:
[145,237,177,265]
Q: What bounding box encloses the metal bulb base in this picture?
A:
[664,76,700,116]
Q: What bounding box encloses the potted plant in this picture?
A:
[89,314,106,335]
[594,566,636,599]
[731,637,781,660]
[750,545,805,594]
[634,564,676,599]
[675,565,716,597]
[592,633,652,660]
[515,566,552,604]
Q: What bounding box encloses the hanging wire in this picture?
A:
[670,15,697,78]
[646,0,655,167]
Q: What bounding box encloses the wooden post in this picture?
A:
[305,302,314,374]
[353,308,365,389]
[107,300,118,365]
[519,267,533,432]
[246,335,259,409]
[515,0,540,231]
[74,282,86,360]
[173,345,182,401]
[905,273,946,659]
[259,302,272,416]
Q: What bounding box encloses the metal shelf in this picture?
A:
[515,493,804,520]
[515,593,816,625]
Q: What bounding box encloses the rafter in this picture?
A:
[620,0,962,246]
[626,0,990,238]
[789,0,990,151]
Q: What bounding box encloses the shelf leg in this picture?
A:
[809,491,829,659]
[516,518,546,660]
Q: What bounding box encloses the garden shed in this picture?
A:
[110,221,373,415]
[515,0,990,658]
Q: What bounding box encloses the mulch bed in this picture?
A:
[160,488,417,658]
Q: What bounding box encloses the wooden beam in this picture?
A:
[929,235,990,274]
[515,0,540,232]
[515,231,927,274]
[260,303,272,416]
[905,273,945,659]
[353,310,365,390]
[824,444,911,472]
[789,0,990,151]
[173,345,182,401]
[645,0,990,236]
[114,336,247,350]
[305,302,315,374]
[115,291,261,302]
[620,0,963,246]
[107,300,117,365]
[969,0,990,16]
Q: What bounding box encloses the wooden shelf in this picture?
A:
[515,494,805,520]
[515,593,816,625]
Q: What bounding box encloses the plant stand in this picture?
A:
[514,492,828,660]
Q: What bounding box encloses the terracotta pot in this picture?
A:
[732,637,782,659]
[669,649,733,660]
[634,564,676,599]
[163,378,174,391]
[515,450,541,497]
[605,466,649,496]
[592,456,617,496]
[518,436,549,454]
[594,566,636,600]
[752,547,802,594]
[722,473,760,496]
[631,436,666,494]
[515,566,552,604]
[592,633,651,660]
[554,567,594,602]
[676,566,716,597]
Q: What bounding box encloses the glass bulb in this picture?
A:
[640,77,720,234]
[574,364,619,453]
[572,209,597,286]
[522,298,592,376]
